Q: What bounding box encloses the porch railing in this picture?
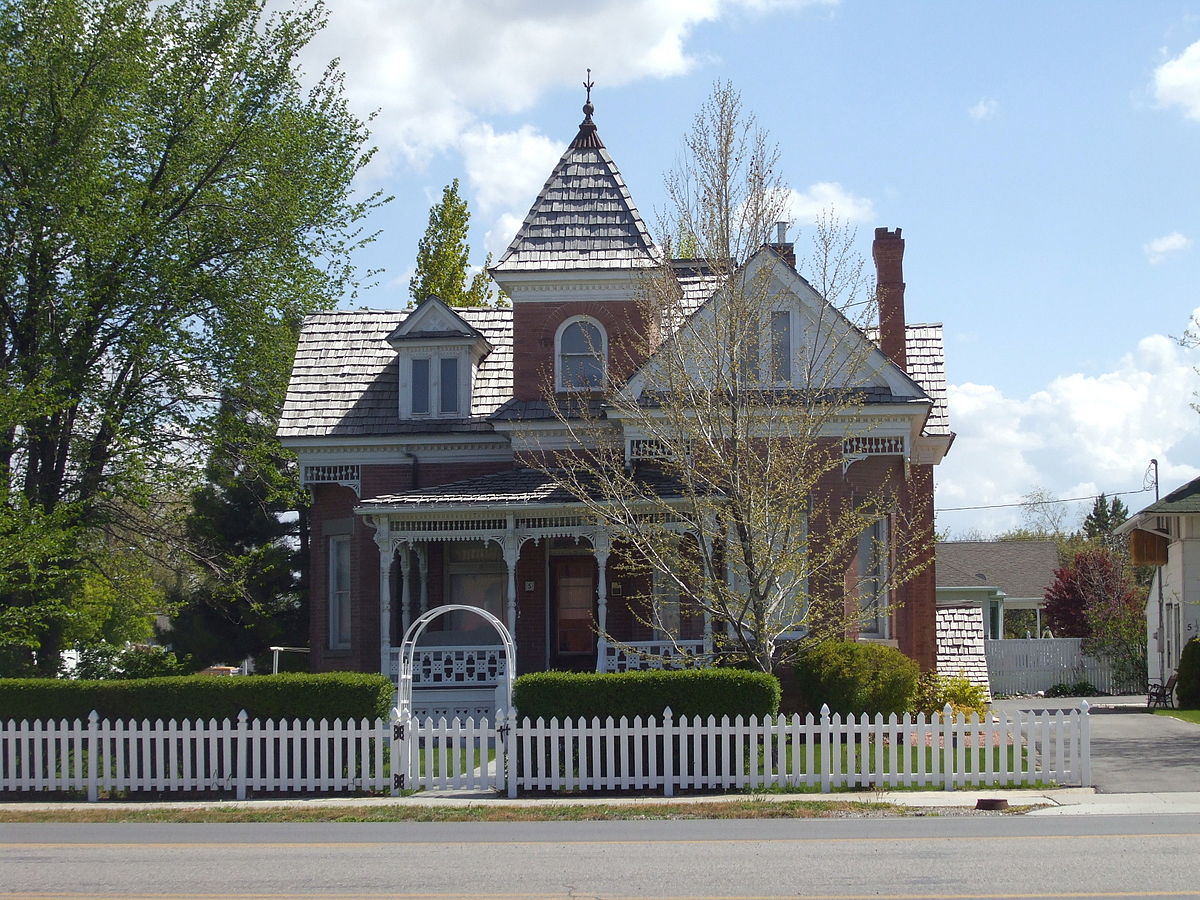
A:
[388,645,507,686]
[604,640,708,672]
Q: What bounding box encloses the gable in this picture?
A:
[386,295,487,346]
[623,248,931,408]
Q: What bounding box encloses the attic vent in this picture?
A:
[302,465,361,496]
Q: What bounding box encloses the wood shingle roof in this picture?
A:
[491,114,660,272]
[277,307,512,439]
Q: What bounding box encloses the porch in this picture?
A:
[357,469,713,697]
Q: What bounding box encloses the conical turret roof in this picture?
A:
[491,104,661,272]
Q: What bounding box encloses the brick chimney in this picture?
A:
[768,221,796,269]
[873,227,906,371]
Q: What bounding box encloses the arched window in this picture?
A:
[557,317,606,391]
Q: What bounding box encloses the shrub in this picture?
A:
[1177,637,1200,709]
[790,640,918,717]
[1045,680,1101,698]
[912,673,987,718]
[0,672,394,722]
[512,668,780,722]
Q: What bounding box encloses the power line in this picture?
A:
[935,486,1152,514]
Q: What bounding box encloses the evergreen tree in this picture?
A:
[162,397,307,670]
[408,179,492,307]
[1082,493,1129,542]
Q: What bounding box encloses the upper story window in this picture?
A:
[406,353,463,418]
[770,310,792,383]
[557,317,607,391]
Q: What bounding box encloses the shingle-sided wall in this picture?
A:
[935,605,992,698]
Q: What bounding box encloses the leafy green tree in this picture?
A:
[409,179,492,307]
[0,0,380,673]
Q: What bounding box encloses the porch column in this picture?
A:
[593,530,611,673]
[376,537,394,679]
[397,546,412,642]
[501,515,520,643]
[415,545,429,615]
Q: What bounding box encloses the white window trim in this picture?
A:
[554,315,608,392]
[856,517,890,639]
[328,535,351,650]
[398,348,471,418]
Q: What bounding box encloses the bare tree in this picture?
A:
[528,83,933,674]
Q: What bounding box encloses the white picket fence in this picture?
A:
[1,703,1090,800]
[985,639,1143,696]
[0,711,392,801]
[507,704,1091,795]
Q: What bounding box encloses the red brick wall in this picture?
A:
[306,458,514,675]
[809,452,938,670]
[512,300,648,401]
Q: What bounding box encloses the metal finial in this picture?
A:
[582,68,594,118]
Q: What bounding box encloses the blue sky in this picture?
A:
[293,0,1200,536]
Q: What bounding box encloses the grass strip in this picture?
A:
[1153,708,1200,724]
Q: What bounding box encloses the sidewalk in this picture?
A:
[4,786,1200,816]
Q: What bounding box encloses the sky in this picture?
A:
[288,0,1200,537]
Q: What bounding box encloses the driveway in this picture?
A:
[993,696,1200,793]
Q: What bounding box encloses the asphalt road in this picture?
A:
[3,816,1200,899]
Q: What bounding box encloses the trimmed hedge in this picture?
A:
[512,668,780,722]
[790,640,919,717]
[1177,637,1200,709]
[0,672,395,723]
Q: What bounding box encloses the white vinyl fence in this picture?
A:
[2,703,1091,800]
[985,639,1143,696]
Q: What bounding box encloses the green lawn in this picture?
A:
[1153,708,1200,724]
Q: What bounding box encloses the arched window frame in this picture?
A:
[555,315,608,392]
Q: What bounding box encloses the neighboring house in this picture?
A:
[935,541,1060,639]
[1118,476,1200,684]
[278,102,953,713]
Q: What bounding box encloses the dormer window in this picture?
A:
[387,296,493,421]
[557,317,607,391]
[408,354,462,417]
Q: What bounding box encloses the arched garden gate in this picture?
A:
[394,605,517,797]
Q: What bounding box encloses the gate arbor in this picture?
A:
[394,605,516,797]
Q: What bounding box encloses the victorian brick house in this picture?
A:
[278,103,952,715]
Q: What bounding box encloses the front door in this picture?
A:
[551,555,597,671]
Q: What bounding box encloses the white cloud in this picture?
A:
[968,98,998,121]
[936,324,1200,537]
[1154,40,1200,120]
[296,0,822,169]
[785,182,876,226]
[1144,231,1192,264]
[459,123,562,252]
